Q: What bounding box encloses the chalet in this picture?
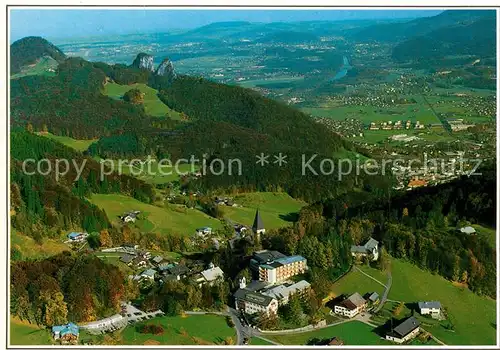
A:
[327,337,345,346]
[196,227,212,238]
[459,226,476,235]
[67,232,88,242]
[140,269,157,281]
[151,256,163,265]
[120,254,135,265]
[418,301,442,319]
[52,323,79,343]
[161,263,190,280]
[120,211,140,223]
[333,292,367,318]
[385,316,420,343]
[351,238,379,261]
[196,264,224,286]
[132,256,148,268]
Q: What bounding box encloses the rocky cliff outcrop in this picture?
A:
[155,58,176,81]
[131,53,154,71]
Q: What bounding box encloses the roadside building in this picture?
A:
[385,316,420,343]
[195,264,224,286]
[52,323,79,343]
[333,292,367,318]
[261,280,311,305]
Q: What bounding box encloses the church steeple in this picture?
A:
[252,209,265,234]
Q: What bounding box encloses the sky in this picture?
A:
[9,9,443,41]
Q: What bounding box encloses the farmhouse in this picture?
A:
[67,232,88,242]
[140,269,157,281]
[459,226,476,235]
[151,255,163,265]
[351,238,379,261]
[160,263,190,281]
[418,301,442,319]
[52,323,79,343]
[234,289,278,315]
[120,210,140,223]
[385,316,420,343]
[196,226,212,238]
[196,263,224,286]
[333,292,367,318]
[120,254,135,265]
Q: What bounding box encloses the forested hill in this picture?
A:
[10,37,377,203]
[392,16,496,62]
[10,130,155,240]
[316,164,496,297]
[348,9,495,43]
[10,36,66,74]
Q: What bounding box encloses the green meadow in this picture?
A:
[265,320,388,345]
[40,132,97,152]
[120,314,236,345]
[90,193,222,236]
[10,317,52,346]
[103,82,182,119]
[11,56,58,79]
[222,192,306,229]
[330,265,388,299]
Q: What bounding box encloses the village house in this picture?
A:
[67,232,88,242]
[120,210,140,223]
[333,292,367,318]
[350,238,379,261]
[160,263,191,281]
[120,254,135,266]
[195,226,212,238]
[195,263,224,286]
[385,316,420,343]
[52,323,79,343]
[140,269,157,281]
[459,226,477,235]
[151,255,163,265]
[250,250,307,284]
[418,301,442,319]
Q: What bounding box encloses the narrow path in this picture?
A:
[374,270,392,313]
[353,265,386,287]
[421,328,447,346]
[253,335,282,345]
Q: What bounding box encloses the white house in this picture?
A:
[261,280,310,305]
[140,269,157,281]
[333,292,367,318]
[351,238,379,261]
[196,264,224,286]
[386,317,420,343]
[418,301,442,319]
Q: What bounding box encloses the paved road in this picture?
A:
[185,308,247,345]
[374,270,392,313]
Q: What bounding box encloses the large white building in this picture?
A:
[261,280,311,305]
[250,250,307,284]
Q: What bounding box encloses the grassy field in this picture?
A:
[385,258,496,345]
[120,314,236,345]
[265,320,388,345]
[10,317,52,345]
[39,132,97,152]
[11,56,58,79]
[11,229,69,260]
[222,192,306,229]
[103,82,182,119]
[90,194,222,236]
[330,265,388,299]
[471,224,496,249]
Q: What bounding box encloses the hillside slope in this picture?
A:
[10,36,66,74]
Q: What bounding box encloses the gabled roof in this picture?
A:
[201,266,224,282]
[141,269,156,277]
[418,301,441,309]
[391,316,420,338]
[252,209,264,231]
[52,323,79,336]
[368,292,379,302]
[243,291,276,307]
[347,292,366,308]
[364,238,379,250]
[120,254,134,263]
